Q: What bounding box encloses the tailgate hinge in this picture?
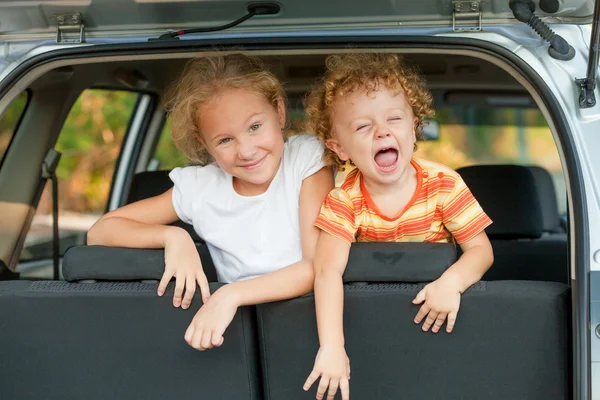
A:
[452,1,482,32]
[54,12,85,44]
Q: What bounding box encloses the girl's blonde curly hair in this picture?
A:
[305,53,435,167]
[164,54,285,165]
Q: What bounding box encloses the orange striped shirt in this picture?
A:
[315,157,492,245]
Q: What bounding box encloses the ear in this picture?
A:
[276,96,286,129]
[325,138,350,161]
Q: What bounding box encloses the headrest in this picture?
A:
[63,243,456,283]
[528,166,563,233]
[456,165,543,239]
[127,170,201,242]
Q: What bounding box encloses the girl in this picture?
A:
[87,54,333,351]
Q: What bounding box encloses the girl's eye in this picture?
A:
[219,138,232,145]
[250,123,261,132]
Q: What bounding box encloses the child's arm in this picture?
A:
[87,189,210,308]
[184,167,334,350]
[303,231,351,400]
[413,231,493,333]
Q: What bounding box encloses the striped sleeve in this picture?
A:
[442,175,493,244]
[314,188,357,245]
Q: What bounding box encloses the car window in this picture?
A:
[19,89,139,262]
[151,117,188,170]
[0,92,29,168]
[415,106,566,213]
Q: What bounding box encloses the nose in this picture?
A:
[375,124,391,139]
[237,136,257,160]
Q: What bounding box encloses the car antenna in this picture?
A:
[508,0,575,61]
[150,2,281,41]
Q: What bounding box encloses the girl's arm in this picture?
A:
[87,188,210,308]
[87,188,180,248]
[184,166,334,350]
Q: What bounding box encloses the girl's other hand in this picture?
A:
[304,345,351,400]
[184,286,240,350]
[158,227,211,309]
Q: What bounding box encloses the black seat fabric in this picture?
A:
[528,165,565,234]
[126,170,217,282]
[257,280,570,400]
[456,165,568,283]
[0,280,261,399]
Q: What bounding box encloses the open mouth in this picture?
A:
[374,148,399,171]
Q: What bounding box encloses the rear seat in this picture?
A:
[456,165,568,283]
[126,170,217,282]
[0,248,262,399]
[0,243,570,399]
[257,242,571,399]
[528,165,566,235]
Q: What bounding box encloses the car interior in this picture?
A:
[0,49,571,399]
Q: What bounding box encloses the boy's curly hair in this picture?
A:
[305,53,435,167]
[164,54,285,165]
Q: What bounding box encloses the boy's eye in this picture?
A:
[249,123,261,132]
[389,117,402,121]
[219,138,232,145]
[356,124,370,132]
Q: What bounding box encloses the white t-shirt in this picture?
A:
[169,134,326,283]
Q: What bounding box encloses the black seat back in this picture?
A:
[258,281,570,400]
[0,248,261,399]
[457,165,568,283]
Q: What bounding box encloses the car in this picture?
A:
[0,0,596,398]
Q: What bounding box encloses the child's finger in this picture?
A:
[422,310,439,331]
[200,330,213,350]
[181,276,196,309]
[191,329,204,350]
[211,332,224,347]
[340,377,350,400]
[197,271,211,303]
[446,311,458,333]
[327,378,339,400]
[157,270,173,296]
[432,312,447,333]
[316,376,330,400]
[173,274,184,307]
[412,288,426,304]
[304,370,320,391]
[184,325,194,344]
[414,303,430,324]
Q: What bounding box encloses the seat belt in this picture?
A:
[41,149,62,280]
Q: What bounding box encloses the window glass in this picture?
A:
[20,90,138,262]
[0,92,28,167]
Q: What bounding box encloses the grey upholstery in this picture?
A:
[457,165,568,283]
[0,281,261,399]
[257,281,570,400]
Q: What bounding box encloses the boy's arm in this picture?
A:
[303,231,351,400]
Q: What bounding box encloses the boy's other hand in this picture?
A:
[184,286,239,351]
[304,345,351,400]
[158,228,210,309]
[412,276,462,333]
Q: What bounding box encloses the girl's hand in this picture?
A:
[304,345,351,400]
[184,286,239,351]
[158,228,210,309]
[412,276,462,333]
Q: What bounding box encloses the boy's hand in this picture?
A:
[304,345,351,400]
[158,228,210,309]
[412,276,462,333]
[184,286,239,351]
